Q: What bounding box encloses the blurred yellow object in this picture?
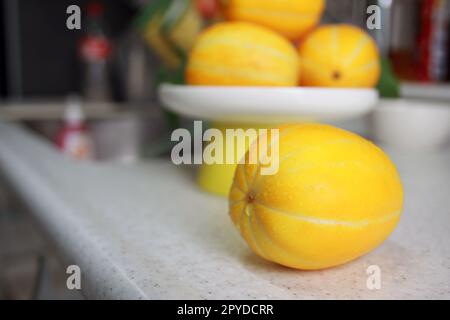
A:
[229,123,403,270]
[198,162,238,196]
[138,0,203,69]
[222,0,324,40]
[198,122,271,196]
[299,24,381,88]
[186,22,300,86]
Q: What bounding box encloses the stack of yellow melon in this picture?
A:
[184,1,402,270]
[186,21,300,86]
[186,0,381,89]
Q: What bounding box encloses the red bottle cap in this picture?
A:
[87,1,104,17]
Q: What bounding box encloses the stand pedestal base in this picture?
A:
[197,121,271,197]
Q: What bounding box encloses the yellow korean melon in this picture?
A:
[186,22,300,86]
[298,24,381,88]
[229,123,403,270]
[222,0,325,40]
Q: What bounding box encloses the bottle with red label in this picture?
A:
[417,0,450,82]
[57,96,95,161]
[79,1,113,101]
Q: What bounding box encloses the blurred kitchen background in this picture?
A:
[0,0,449,299]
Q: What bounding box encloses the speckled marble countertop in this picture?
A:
[0,122,449,299]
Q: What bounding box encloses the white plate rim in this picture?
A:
[158,83,379,123]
